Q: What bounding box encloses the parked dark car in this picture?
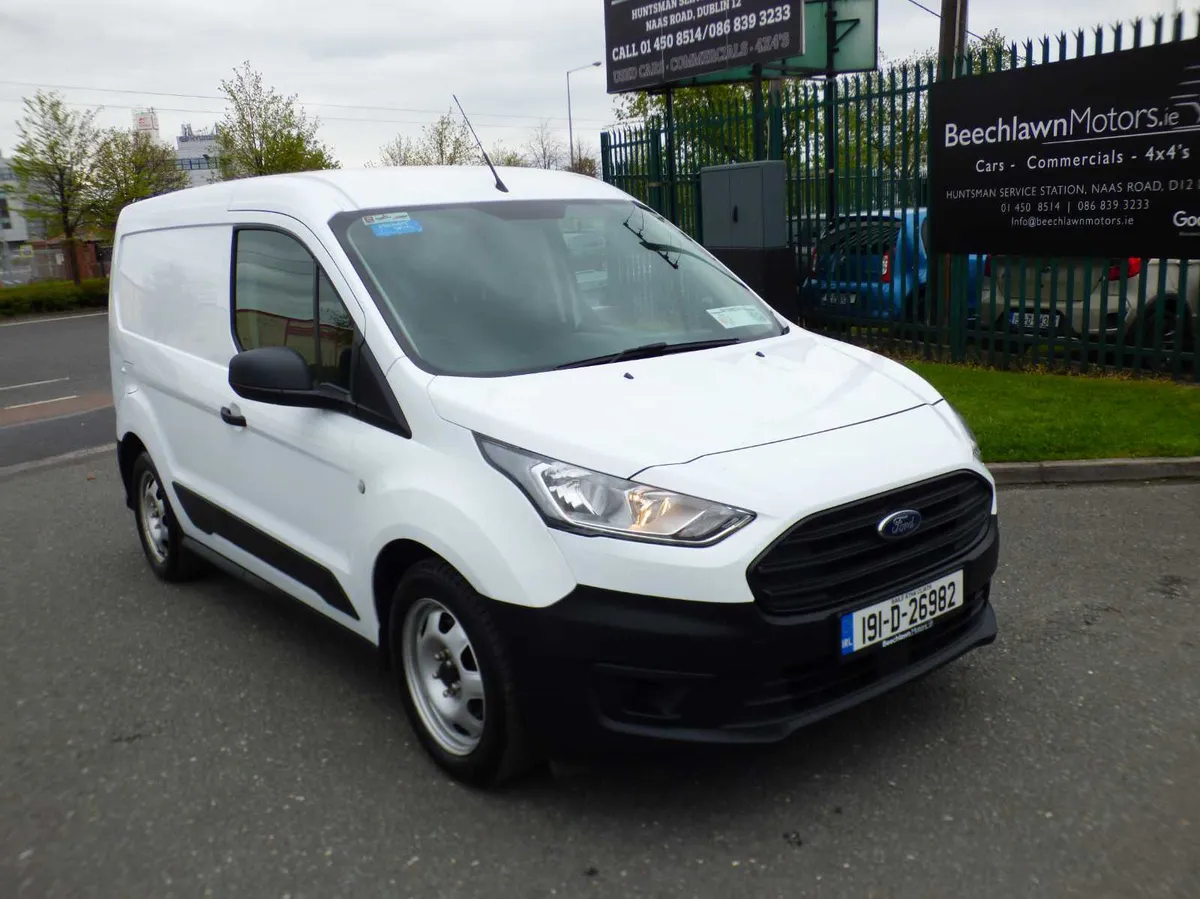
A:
[802,209,986,324]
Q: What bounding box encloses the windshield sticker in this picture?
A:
[706,305,772,329]
[370,218,423,237]
[363,212,410,226]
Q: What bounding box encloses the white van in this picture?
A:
[109,166,1000,786]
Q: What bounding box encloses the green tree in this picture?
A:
[370,134,420,167]
[612,83,756,166]
[606,29,1013,212]
[413,112,478,165]
[9,90,100,283]
[845,28,1012,178]
[488,140,528,167]
[214,61,339,179]
[87,127,190,238]
[565,140,599,177]
[373,112,479,166]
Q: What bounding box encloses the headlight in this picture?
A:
[938,400,982,462]
[477,437,755,546]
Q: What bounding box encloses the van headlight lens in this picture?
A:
[938,400,982,461]
[477,437,755,546]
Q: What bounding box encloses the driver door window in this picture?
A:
[233,228,354,392]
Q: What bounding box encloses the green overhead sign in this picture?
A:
[665,0,878,88]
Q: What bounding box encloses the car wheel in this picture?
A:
[903,291,939,335]
[1131,298,1194,368]
[130,452,203,582]
[389,560,538,787]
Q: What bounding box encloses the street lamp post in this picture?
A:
[567,61,602,169]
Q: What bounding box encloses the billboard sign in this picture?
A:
[668,0,878,87]
[133,108,160,133]
[605,0,805,93]
[929,38,1200,257]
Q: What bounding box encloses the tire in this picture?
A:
[1131,298,1194,370]
[904,290,937,328]
[130,452,203,582]
[388,560,538,787]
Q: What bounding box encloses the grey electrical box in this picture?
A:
[700,161,787,249]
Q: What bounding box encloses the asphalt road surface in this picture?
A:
[0,312,113,469]
[1,459,1198,899]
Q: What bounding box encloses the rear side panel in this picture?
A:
[110,222,240,558]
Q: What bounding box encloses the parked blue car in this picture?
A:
[800,209,986,324]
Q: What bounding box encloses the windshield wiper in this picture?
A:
[623,219,679,269]
[556,338,741,370]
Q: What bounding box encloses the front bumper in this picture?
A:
[492,514,999,752]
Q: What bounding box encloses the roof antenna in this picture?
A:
[453,94,509,193]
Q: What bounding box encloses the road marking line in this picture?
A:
[4,394,79,410]
[0,401,114,430]
[0,391,113,427]
[0,377,70,392]
[0,444,113,481]
[0,311,107,328]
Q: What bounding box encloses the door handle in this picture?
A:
[732,205,739,223]
[220,406,247,427]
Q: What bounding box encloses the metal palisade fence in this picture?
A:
[601,11,1200,382]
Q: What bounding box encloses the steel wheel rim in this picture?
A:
[1161,308,1178,346]
[401,598,486,757]
[138,470,169,564]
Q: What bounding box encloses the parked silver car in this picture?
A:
[983,256,1196,354]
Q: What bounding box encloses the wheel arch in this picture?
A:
[117,431,148,510]
[372,538,440,666]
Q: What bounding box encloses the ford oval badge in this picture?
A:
[878,509,923,540]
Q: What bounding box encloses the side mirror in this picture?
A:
[229,346,326,408]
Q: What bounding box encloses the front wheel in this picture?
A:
[389,560,538,787]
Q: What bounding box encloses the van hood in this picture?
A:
[427,330,942,478]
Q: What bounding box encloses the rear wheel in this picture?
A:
[130,452,203,582]
[390,560,539,787]
[903,290,939,340]
[1130,297,1194,369]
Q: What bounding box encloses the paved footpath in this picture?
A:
[0,459,1197,899]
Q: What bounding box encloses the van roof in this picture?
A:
[116,165,630,233]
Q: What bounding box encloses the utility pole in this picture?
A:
[937,0,967,79]
[824,0,838,226]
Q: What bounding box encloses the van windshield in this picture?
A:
[331,199,784,376]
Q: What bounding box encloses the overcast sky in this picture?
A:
[0,0,1183,168]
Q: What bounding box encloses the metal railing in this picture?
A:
[601,12,1199,381]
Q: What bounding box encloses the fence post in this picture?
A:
[824,0,838,225]
[665,89,678,223]
[752,65,766,160]
[648,121,665,215]
[600,131,613,184]
[768,78,784,160]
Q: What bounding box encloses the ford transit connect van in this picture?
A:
[109,166,999,786]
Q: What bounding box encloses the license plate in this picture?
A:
[839,570,964,656]
[822,291,857,306]
[1009,310,1059,329]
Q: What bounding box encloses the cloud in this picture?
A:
[0,0,1178,168]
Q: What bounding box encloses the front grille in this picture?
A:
[728,585,991,728]
[748,471,993,616]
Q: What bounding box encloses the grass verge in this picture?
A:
[908,361,1200,463]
